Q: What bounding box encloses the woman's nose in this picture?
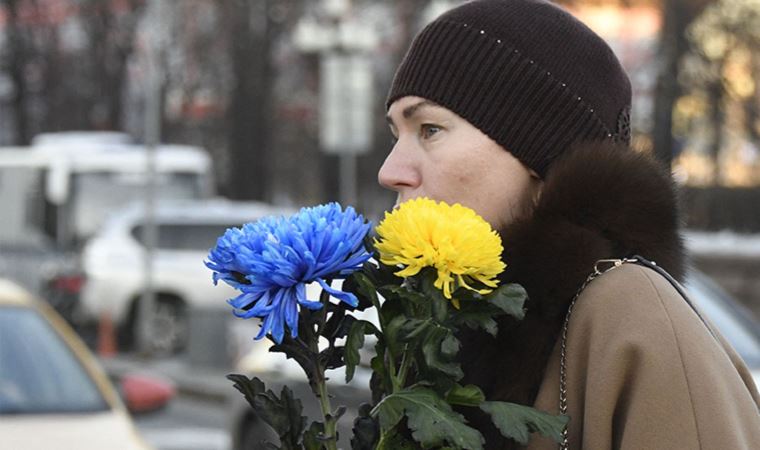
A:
[378,141,420,192]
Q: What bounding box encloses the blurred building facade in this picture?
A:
[2,0,760,219]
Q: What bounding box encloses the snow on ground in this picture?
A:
[684,230,760,258]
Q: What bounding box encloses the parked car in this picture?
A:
[684,271,760,388]
[0,278,174,450]
[0,135,214,323]
[79,198,297,354]
[227,268,760,450]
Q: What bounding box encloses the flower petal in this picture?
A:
[374,198,505,306]
[317,278,358,308]
[206,202,372,340]
[295,283,323,310]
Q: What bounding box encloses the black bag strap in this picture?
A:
[628,254,718,341]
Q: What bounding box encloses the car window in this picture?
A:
[72,171,203,242]
[131,223,246,251]
[0,306,109,414]
[685,275,760,368]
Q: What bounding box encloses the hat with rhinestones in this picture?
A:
[386,0,632,178]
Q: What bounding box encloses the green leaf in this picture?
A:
[379,298,406,355]
[351,403,380,450]
[451,306,499,336]
[445,384,485,407]
[227,375,307,450]
[375,427,419,450]
[420,270,449,323]
[350,271,381,311]
[226,375,282,448]
[440,332,460,358]
[399,318,432,342]
[385,286,430,318]
[269,334,319,388]
[321,307,348,341]
[372,386,484,450]
[302,421,325,450]
[341,275,369,311]
[385,316,422,351]
[318,345,345,370]
[425,372,457,398]
[420,325,463,380]
[487,284,528,320]
[370,339,391,404]
[360,257,404,292]
[299,304,324,340]
[479,401,570,445]
[345,319,380,382]
[226,374,266,412]
[253,385,308,450]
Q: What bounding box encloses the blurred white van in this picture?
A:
[0,136,213,301]
[80,199,296,354]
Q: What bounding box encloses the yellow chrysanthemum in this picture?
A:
[374,198,506,307]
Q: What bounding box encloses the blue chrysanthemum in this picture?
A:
[205,203,372,344]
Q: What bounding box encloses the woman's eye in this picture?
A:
[421,124,442,139]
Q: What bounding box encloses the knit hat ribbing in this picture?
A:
[386,0,632,178]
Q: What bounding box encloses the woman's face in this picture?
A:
[379,96,542,230]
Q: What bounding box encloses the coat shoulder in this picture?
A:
[570,263,684,334]
[554,262,760,450]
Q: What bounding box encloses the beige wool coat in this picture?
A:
[528,263,760,449]
[458,143,760,449]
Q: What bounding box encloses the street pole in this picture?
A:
[138,0,166,356]
[295,0,376,207]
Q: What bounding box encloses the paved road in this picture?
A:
[134,394,230,450]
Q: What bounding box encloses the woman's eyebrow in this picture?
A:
[385,100,441,126]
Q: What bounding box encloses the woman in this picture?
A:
[379,0,760,448]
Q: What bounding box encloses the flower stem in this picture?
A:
[387,348,399,392]
[315,377,339,450]
[396,345,412,390]
[311,279,338,449]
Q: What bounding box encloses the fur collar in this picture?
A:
[499,141,686,318]
[458,142,686,448]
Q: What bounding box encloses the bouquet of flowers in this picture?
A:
[205,199,568,449]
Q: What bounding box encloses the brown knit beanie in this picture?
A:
[386,0,632,178]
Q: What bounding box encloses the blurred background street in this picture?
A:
[133,394,229,450]
[1,0,760,449]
